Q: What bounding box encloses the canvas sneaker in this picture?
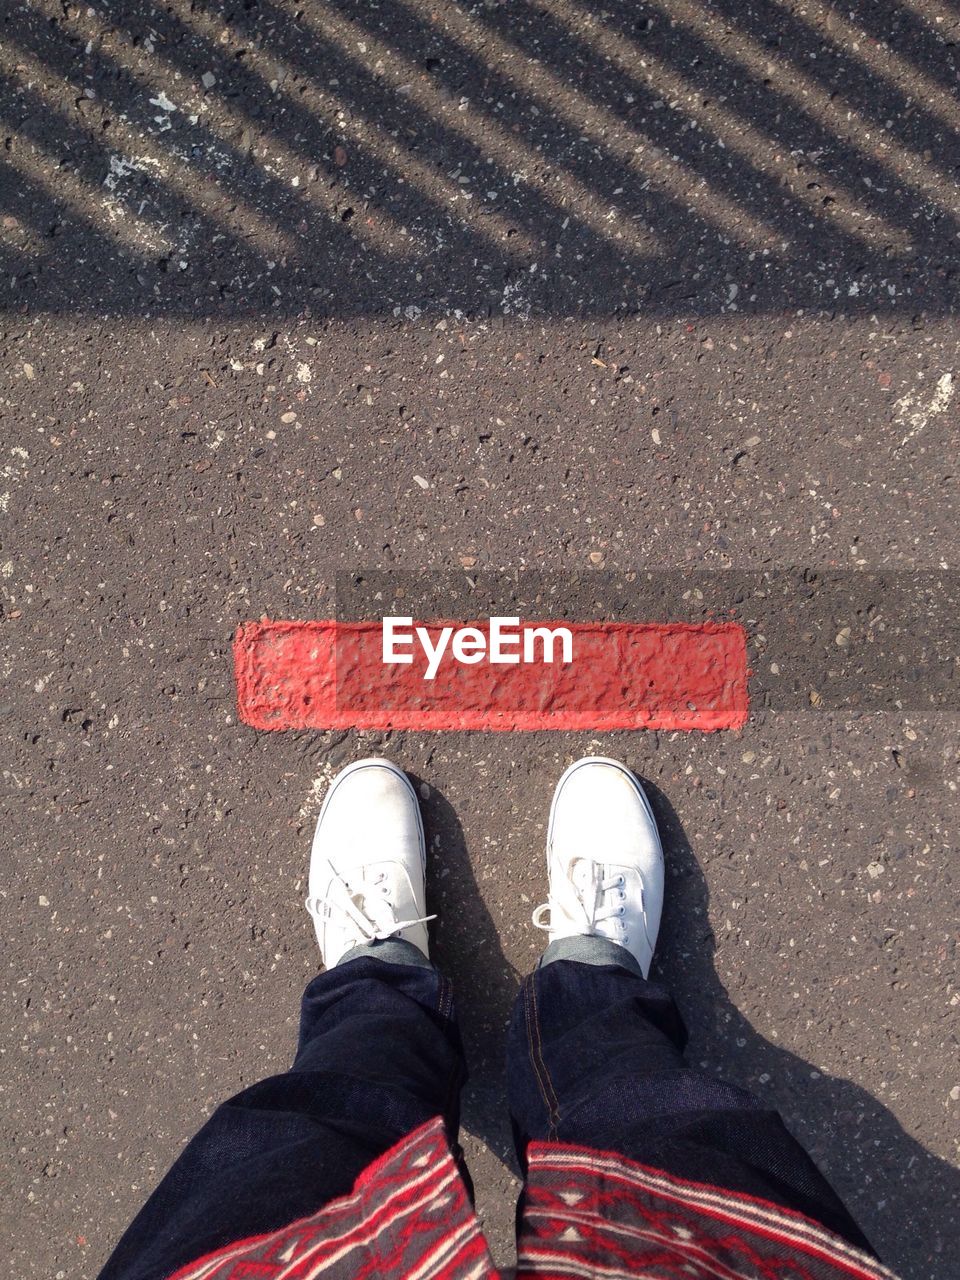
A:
[305,758,434,968]
[532,756,664,977]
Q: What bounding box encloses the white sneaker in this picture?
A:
[532,757,664,977]
[305,759,434,968]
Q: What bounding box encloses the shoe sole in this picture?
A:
[547,755,662,858]
[314,757,427,872]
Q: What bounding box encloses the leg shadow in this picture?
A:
[644,781,959,1280]
[406,773,520,1175]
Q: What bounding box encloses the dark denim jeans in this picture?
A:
[98,942,871,1280]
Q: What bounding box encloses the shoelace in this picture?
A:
[532,869,630,941]
[305,858,435,943]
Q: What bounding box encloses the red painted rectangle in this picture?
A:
[234,619,748,731]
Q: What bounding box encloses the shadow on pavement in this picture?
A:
[408,772,521,1173]
[2,0,958,318]
[647,780,960,1280]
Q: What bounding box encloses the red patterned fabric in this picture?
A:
[166,1118,899,1280]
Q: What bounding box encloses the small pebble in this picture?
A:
[281,411,297,423]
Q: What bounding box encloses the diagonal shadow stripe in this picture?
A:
[386,0,917,266]
[0,0,956,317]
[844,0,960,101]
[704,0,960,173]
[469,0,960,249]
[181,0,711,252]
[5,12,383,253]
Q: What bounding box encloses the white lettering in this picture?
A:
[524,625,573,665]
[382,616,414,664]
[489,616,521,664]
[451,626,487,664]
[381,617,575,679]
[417,624,453,680]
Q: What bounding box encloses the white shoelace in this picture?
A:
[532,868,630,941]
[305,858,435,944]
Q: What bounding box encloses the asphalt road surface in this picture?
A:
[2,1,958,1278]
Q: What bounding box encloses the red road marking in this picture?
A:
[234,619,748,731]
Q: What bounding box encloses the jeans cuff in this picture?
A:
[338,937,434,970]
[539,934,645,979]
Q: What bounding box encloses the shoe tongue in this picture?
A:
[353,868,398,933]
[570,857,599,891]
[561,859,603,927]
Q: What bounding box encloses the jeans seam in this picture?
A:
[436,977,466,1144]
[522,977,548,1118]
[530,973,561,1136]
[434,974,448,1020]
[525,974,560,1138]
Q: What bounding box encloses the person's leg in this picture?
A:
[509,757,872,1252]
[99,760,466,1280]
